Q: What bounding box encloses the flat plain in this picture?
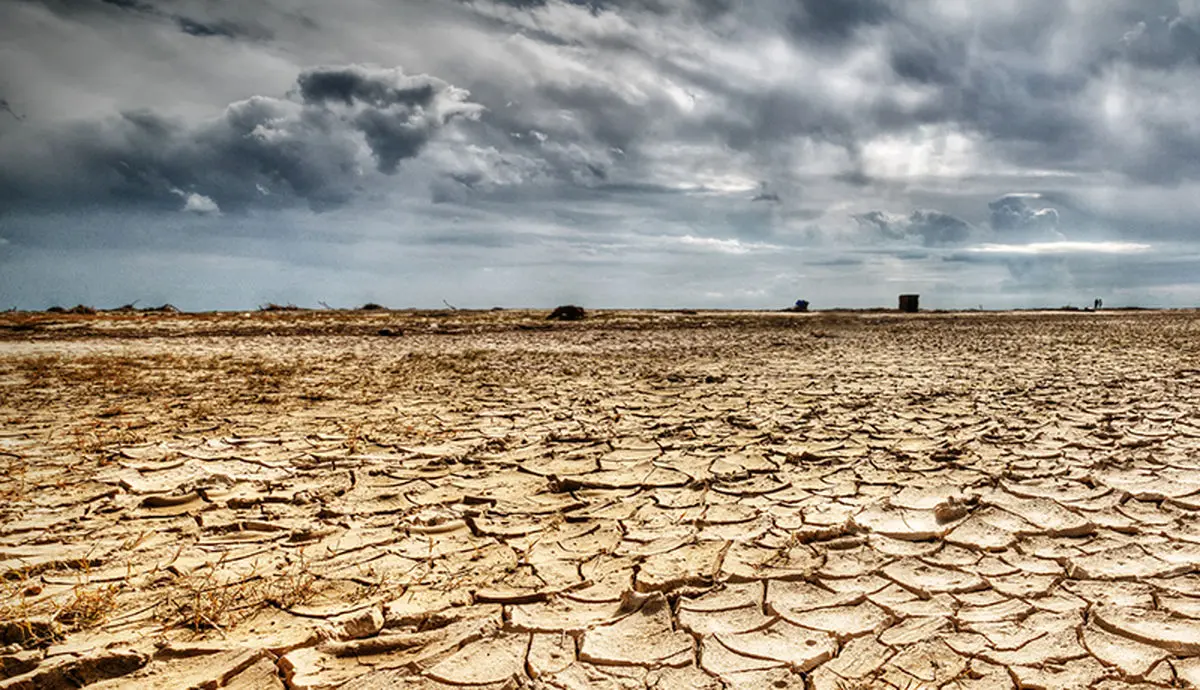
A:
[1,308,1199,689]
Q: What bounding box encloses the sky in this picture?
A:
[1,0,1200,310]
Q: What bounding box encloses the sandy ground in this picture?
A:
[1,308,1200,689]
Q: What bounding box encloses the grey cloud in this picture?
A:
[0,64,482,212]
[290,65,485,176]
[25,0,272,40]
[751,182,780,203]
[785,0,892,42]
[0,102,360,212]
[806,256,863,268]
[356,110,432,174]
[0,99,22,121]
[494,0,891,38]
[1122,14,1200,69]
[175,17,255,40]
[887,29,966,86]
[988,195,1061,236]
[458,2,898,189]
[5,0,1200,309]
[942,246,1198,303]
[480,0,724,18]
[35,0,1200,196]
[488,0,548,7]
[854,209,973,246]
[485,0,597,9]
[869,4,1200,184]
[297,65,439,109]
[451,0,1200,196]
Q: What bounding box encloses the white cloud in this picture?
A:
[674,235,779,255]
[967,241,1151,255]
[860,126,982,180]
[178,191,221,215]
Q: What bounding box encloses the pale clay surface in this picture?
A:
[1,309,1199,689]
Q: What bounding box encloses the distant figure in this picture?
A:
[1094,298,1103,311]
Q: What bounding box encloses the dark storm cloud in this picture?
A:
[296,66,469,174]
[0,65,482,212]
[297,66,439,109]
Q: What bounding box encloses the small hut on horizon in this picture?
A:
[899,294,920,313]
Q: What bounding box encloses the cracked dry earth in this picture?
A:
[2,310,1200,689]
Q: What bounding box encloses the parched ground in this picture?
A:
[1,308,1200,689]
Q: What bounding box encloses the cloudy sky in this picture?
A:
[2,0,1199,310]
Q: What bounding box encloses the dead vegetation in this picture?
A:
[258,303,304,312]
[53,583,120,629]
[166,570,261,632]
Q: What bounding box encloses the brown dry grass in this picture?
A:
[54,583,120,629]
[161,557,327,633]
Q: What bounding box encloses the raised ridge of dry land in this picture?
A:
[1,309,1200,689]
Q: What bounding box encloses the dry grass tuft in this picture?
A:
[54,583,120,628]
[164,558,323,632]
[167,571,259,632]
[262,567,320,610]
[0,578,61,647]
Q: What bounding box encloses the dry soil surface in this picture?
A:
[1,308,1200,689]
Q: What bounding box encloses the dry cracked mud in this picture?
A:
[1,308,1200,689]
